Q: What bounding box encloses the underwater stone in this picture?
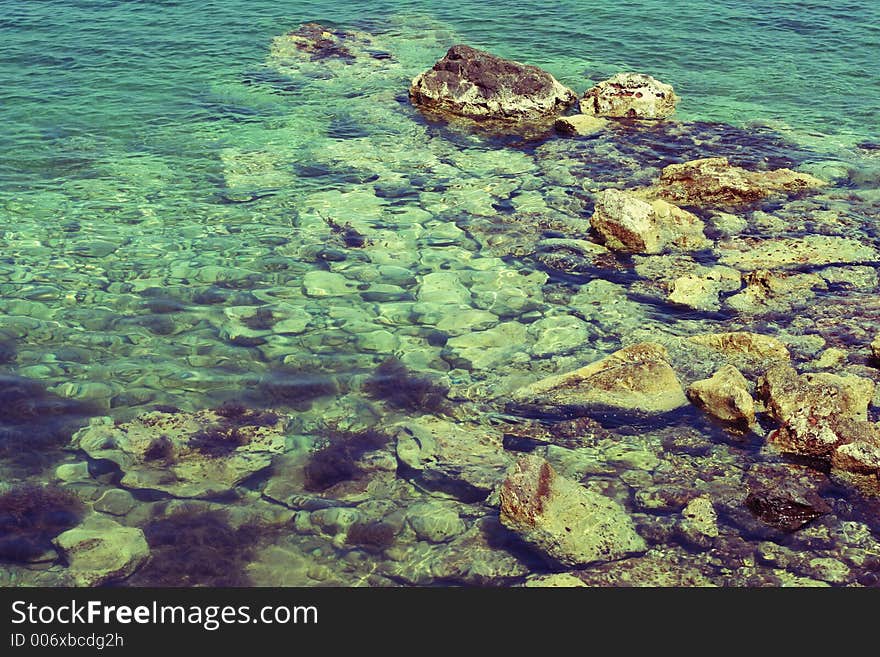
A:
[717,235,879,271]
[522,573,588,587]
[508,342,688,418]
[302,271,356,297]
[53,514,149,587]
[72,409,286,498]
[581,72,679,119]
[528,315,591,358]
[405,502,466,543]
[444,321,530,371]
[499,455,646,567]
[725,269,826,315]
[677,496,720,548]
[409,44,576,125]
[93,488,136,517]
[686,364,756,426]
[394,417,510,499]
[688,331,790,375]
[554,114,608,136]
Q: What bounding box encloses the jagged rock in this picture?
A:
[499,455,646,567]
[72,410,287,498]
[687,364,755,426]
[575,551,716,586]
[581,72,679,119]
[688,331,790,375]
[508,342,688,418]
[758,364,875,457]
[394,417,510,499]
[590,189,708,254]
[718,235,879,271]
[53,514,149,587]
[409,45,576,126]
[645,156,826,208]
[269,23,382,67]
[667,271,739,311]
[554,114,608,136]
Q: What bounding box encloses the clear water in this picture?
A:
[2,1,880,587]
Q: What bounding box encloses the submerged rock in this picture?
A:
[508,342,688,418]
[688,331,790,375]
[590,189,709,254]
[409,45,576,126]
[581,72,679,119]
[394,417,511,499]
[72,410,287,498]
[686,364,755,426]
[499,455,646,567]
[646,156,826,208]
[554,114,608,136]
[53,514,149,587]
[718,235,880,271]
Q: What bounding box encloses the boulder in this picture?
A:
[590,189,708,254]
[581,72,679,119]
[72,410,287,498]
[758,364,875,457]
[499,455,646,567]
[508,342,688,418]
[687,364,755,426]
[554,114,608,136]
[53,515,149,587]
[646,156,826,208]
[409,45,577,125]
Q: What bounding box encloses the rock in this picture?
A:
[382,517,530,585]
[688,331,790,374]
[815,348,847,369]
[394,417,510,500]
[508,342,688,418]
[302,270,356,297]
[54,462,91,483]
[271,23,374,63]
[72,409,287,498]
[686,364,755,426]
[527,315,591,358]
[718,235,879,271]
[678,496,719,548]
[405,502,466,543]
[554,114,608,136]
[409,45,577,126]
[444,321,529,371]
[667,273,729,311]
[581,72,679,119]
[93,488,136,517]
[725,269,826,315]
[590,189,708,254]
[758,364,875,457]
[872,336,880,360]
[522,573,588,587]
[646,157,826,208]
[499,455,646,567]
[575,551,716,586]
[53,514,149,587]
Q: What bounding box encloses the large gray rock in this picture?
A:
[590,189,708,254]
[499,455,646,567]
[581,72,679,119]
[409,45,577,125]
[53,514,149,587]
[508,342,688,418]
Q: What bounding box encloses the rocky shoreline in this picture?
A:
[2,21,880,587]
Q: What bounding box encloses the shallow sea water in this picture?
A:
[2,1,880,587]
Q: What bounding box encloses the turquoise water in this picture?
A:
[2,1,880,587]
